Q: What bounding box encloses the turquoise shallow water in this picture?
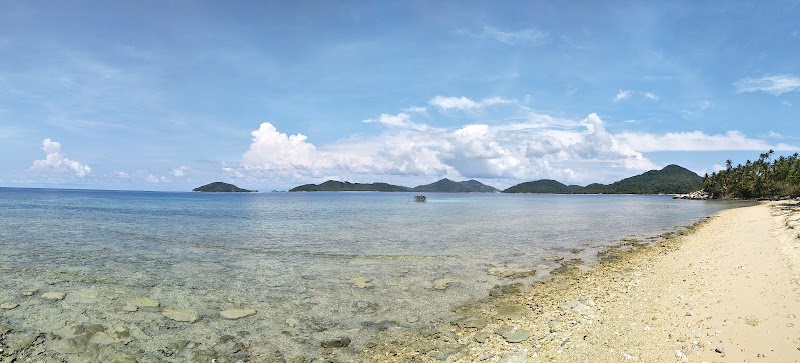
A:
[0,188,746,361]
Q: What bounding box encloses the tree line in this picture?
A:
[703,150,800,199]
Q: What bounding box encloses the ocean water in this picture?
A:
[0,188,745,361]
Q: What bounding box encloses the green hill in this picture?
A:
[590,164,703,194]
[503,165,703,194]
[192,182,256,192]
[411,178,499,193]
[288,178,499,192]
[503,179,578,194]
[289,180,410,192]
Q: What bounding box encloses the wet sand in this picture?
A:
[365,201,800,362]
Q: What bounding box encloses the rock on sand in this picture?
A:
[487,266,536,279]
[41,292,66,301]
[219,308,256,320]
[162,308,198,323]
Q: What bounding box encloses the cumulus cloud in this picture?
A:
[170,165,190,177]
[242,123,319,171]
[234,98,798,187]
[117,171,130,178]
[613,90,632,102]
[237,112,662,185]
[31,138,91,177]
[428,96,511,111]
[734,74,800,95]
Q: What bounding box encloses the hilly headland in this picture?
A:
[288,164,703,194]
[289,178,499,193]
[192,182,256,192]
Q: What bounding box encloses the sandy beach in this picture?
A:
[366,201,800,362]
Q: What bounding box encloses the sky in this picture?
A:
[1,1,799,191]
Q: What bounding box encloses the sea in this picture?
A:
[0,188,747,361]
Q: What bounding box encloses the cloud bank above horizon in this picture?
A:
[225,96,796,188]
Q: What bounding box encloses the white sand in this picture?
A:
[555,201,800,362]
[368,201,800,362]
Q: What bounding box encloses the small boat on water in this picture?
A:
[413,195,427,202]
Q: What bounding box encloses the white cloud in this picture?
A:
[428,96,512,111]
[362,112,429,131]
[170,165,190,177]
[613,90,632,102]
[734,74,800,95]
[242,122,319,171]
[234,99,799,187]
[643,92,659,101]
[236,111,662,185]
[477,26,551,46]
[146,174,167,183]
[403,106,427,113]
[31,138,91,177]
[617,130,798,152]
[117,171,130,178]
[782,100,792,107]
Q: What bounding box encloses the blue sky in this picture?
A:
[1,1,799,191]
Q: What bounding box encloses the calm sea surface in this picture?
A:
[0,188,746,361]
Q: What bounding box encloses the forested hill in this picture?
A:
[289,178,499,192]
[503,165,703,194]
[192,182,256,192]
[411,179,499,193]
[289,181,410,192]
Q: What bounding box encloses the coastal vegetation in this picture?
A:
[289,180,410,192]
[411,178,499,193]
[289,178,498,193]
[192,182,256,192]
[702,150,800,199]
[503,165,703,194]
[289,166,705,194]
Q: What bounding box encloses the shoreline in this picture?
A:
[0,198,788,362]
[362,201,800,362]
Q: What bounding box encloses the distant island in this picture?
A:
[289,178,499,193]
[503,165,703,194]
[192,182,256,193]
[288,165,704,194]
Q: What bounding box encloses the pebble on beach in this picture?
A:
[41,292,66,301]
[219,308,256,320]
[0,303,19,310]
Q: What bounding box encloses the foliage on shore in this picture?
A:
[289,178,499,192]
[703,150,800,199]
[192,182,256,192]
[504,165,703,194]
[289,180,410,192]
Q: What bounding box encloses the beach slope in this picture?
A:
[369,202,800,362]
[553,201,800,362]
